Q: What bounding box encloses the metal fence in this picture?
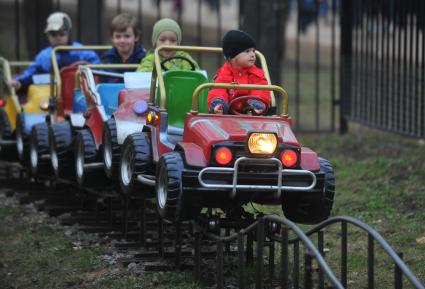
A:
[192,215,425,289]
[341,0,425,138]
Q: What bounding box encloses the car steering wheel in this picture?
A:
[228,95,269,115]
[160,55,196,71]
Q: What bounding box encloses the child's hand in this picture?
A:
[213,104,224,114]
[209,98,228,114]
[8,79,21,91]
[246,99,266,115]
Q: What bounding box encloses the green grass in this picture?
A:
[0,200,201,289]
[0,204,105,288]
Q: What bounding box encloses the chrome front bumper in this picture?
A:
[198,157,317,199]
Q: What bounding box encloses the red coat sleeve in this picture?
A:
[248,73,271,106]
[207,70,231,108]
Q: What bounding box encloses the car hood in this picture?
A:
[183,114,299,148]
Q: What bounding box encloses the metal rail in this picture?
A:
[194,214,425,289]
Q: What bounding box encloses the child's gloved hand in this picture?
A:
[209,98,228,114]
[8,79,21,91]
[246,99,266,115]
[213,103,224,114]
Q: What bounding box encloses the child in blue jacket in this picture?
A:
[8,12,100,92]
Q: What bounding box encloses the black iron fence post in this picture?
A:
[340,0,353,134]
[239,0,289,86]
[341,221,348,287]
[216,240,224,289]
[194,231,201,279]
[280,227,289,289]
[304,252,313,289]
[255,218,265,289]
[238,232,245,289]
[395,252,404,289]
[78,0,103,44]
[368,234,375,289]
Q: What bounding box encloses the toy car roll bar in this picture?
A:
[191,83,289,117]
[0,57,19,108]
[50,45,113,99]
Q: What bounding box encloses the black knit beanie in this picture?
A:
[222,30,256,59]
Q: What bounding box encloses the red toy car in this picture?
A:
[73,65,149,186]
[119,46,335,224]
[28,46,111,177]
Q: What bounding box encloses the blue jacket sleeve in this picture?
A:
[81,50,100,64]
[16,49,50,89]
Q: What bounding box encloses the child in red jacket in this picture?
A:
[208,30,271,114]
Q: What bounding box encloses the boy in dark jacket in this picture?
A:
[8,12,100,92]
[207,30,271,115]
[101,13,146,82]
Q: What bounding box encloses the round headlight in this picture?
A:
[133,100,148,115]
[39,98,50,111]
[247,132,278,156]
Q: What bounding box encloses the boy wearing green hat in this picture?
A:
[136,18,199,72]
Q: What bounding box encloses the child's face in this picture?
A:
[112,27,139,58]
[230,48,256,69]
[47,30,69,47]
[156,31,178,58]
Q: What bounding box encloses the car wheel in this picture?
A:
[15,113,28,164]
[119,133,152,196]
[0,107,16,160]
[282,157,335,224]
[29,123,51,176]
[75,128,99,186]
[103,118,120,179]
[49,121,73,178]
[0,107,12,139]
[156,152,201,222]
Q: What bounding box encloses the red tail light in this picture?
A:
[215,147,233,165]
[0,99,5,106]
[281,150,298,168]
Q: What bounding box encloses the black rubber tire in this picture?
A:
[119,133,153,196]
[29,122,51,176]
[156,152,201,222]
[49,121,73,178]
[75,128,102,186]
[0,107,17,161]
[0,107,12,139]
[103,118,120,179]
[15,112,29,164]
[282,157,335,224]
